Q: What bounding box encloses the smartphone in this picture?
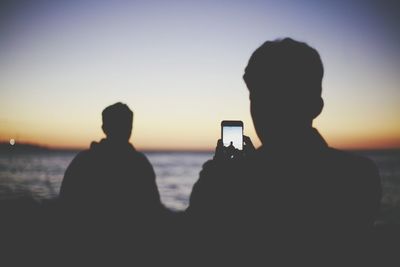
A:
[221,120,243,150]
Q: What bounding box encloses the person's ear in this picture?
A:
[310,97,324,119]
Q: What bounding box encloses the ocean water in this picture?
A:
[0,150,213,211]
[0,149,399,223]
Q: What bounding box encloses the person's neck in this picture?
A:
[104,138,130,147]
[261,126,317,151]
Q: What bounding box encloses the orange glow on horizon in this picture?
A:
[326,136,400,150]
[1,129,399,151]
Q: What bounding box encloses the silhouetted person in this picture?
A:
[186,38,382,263]
[59,102,164,264]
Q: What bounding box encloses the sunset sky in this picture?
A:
[0,0,399,150]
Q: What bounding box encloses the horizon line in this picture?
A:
[1,141,400,153]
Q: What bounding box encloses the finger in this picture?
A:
[243,136,253,145]
[216,139,223,148]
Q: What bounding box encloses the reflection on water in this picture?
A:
[0,150,399,222]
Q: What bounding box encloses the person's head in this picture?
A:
[243,38,324,144]
[102,102,133,143]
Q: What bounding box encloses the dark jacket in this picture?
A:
[58,139,165,264]
[187,129,382,257]
[60,139,162,219]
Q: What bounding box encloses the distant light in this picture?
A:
[10,139,15,146]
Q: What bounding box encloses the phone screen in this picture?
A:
[222,121,243,150]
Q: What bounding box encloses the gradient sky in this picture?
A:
[0,0,399,150]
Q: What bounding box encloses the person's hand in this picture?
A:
[214,139,235,160]
[213,136,255,160]
[243,135,255,157]
[214,139,226,160]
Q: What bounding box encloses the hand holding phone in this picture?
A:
[215,120,255,160]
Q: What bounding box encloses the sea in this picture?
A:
[0,149,399,224]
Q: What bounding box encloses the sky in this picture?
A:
[0,0,399,150]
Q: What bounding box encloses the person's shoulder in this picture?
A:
[128,149,155,171]
[70,149,92,163]
[325,147,379,176]
[129,149,150,162]
[63,148,94,177]
[326,147,373,164]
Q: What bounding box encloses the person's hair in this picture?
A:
[102,102,133,138]
[243,38,324,100]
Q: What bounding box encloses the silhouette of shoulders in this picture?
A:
[57,103,167,265]
[60,139,160,207]
[59,103,162,215]
[188,129,381,231]
[186,128,381,263]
